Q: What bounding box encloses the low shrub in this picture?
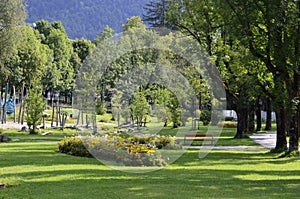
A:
[58,134,181,166]
[58,137,92,157]
[219,121,238,128]
[225,116,235,121]
[200,110,211,126]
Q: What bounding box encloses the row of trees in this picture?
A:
[1,1,200,133]
[86,17,213,130]
[143,0,299,153]
[0,0,96,133]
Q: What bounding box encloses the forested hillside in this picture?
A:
[26,0,150,40]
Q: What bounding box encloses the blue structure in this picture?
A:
[5,98,15,115]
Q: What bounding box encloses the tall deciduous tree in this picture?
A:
[26,78,46,134]
[218,0,299,152]
[166,0,268,138]
[0,0,26,89]
[130,91,149,126]
[15,25,52,87]
[34,20,75,100]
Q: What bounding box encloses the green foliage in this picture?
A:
[0,0,26,82]
[72,38,95,63]
[167,95,181,128]
[26,79,46,134]
[12,25,52,87]
[34,20,75,93]
[225,116,235,121]
[200,110,211,126]
[130,91,149,126]
[122,16,147,32]
[94,25,115,45]
[95,100,107,115]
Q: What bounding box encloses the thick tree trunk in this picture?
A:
[288,113,299,152]
[289,0,300,152]
[256,109,262,132]
[256,99,262,132]
[235,107,248,138]
[248,105,255,132]
[275,108,287,150]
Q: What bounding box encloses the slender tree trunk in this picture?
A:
[51,94,55,127]
[13,86,16,123]
[81,111,84,125]
[76,111,80,126]
[265,98,272,130]
[256,98,262,132]
[21,99,25,125]
[56,98,59,127]
[92,114,97,134]
[86,114,89,128]
[18,84,25,124]
[58,107,61,127]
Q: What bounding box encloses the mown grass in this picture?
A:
[0,140,299,199]
[1,120,296,198]
[2,128,79,142]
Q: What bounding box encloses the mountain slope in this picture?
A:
[26,0,150,40]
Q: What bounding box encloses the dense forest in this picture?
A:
[26,0,150,39]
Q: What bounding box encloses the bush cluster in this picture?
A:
[58,137,92,157]
[219,121,238,128]
[58,134,182,167]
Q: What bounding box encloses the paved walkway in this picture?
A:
[250,132,276,149]
[183,132,277,151]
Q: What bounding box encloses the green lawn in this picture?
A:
[0,127,299,198]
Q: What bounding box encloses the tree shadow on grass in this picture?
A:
[1,142,300,198]
[1,166,300,199]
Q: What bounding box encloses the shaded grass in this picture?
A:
[0,141,299,198]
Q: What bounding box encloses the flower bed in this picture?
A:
[58,134,182,166]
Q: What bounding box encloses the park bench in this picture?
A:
[183,134,216,145]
